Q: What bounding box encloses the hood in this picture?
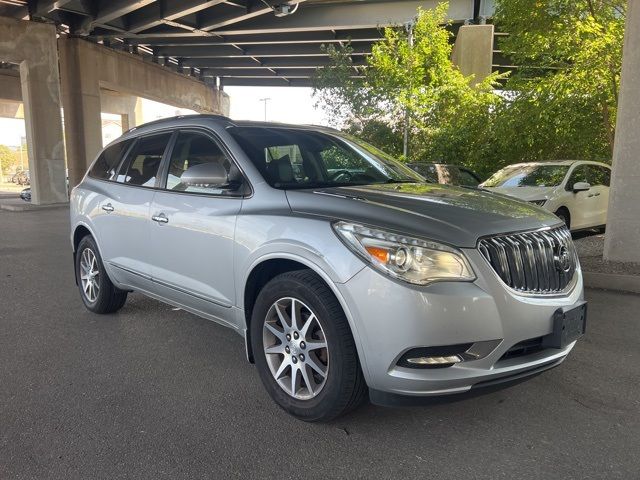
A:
[483,185,556,202]
[286,183,561,248]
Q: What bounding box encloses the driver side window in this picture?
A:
[165,131,235,195]
[566,165,589,190]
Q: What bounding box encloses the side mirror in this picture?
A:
[572,181,591,192]
[181,161,239,189]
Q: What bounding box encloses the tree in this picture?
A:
[0,145,16,179]
[313,1,623,178]
[313,3,504,175]
[495,0,625,158]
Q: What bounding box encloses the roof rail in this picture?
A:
[123,114,232,135]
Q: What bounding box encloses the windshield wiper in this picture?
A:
[384,179,420,184]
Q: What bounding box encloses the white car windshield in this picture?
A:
[482,164,570,188]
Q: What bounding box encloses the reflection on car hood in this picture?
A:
[483,186,556,201]
[286,183,561,248]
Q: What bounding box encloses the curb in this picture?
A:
[583,272,640,294]
[0,202,69,212]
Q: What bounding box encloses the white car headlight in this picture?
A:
[332,222,475,285]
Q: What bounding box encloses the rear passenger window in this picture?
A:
[165,131,236,194]
[89,140,132,181]
[117,133,172,187]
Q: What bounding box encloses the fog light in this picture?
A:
[406,355,462,366]
[397,344,472,369]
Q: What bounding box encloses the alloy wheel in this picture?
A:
[80,248,100,303]
[262,297,329,400]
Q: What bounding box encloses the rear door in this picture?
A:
[148,129,245,326]
[93,132,173,289]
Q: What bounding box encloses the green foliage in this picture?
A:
[0,145,17,175]
[495,0,625,157]
[313,3,505,176]
[313,1,624,178]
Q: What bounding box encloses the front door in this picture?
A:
[148,130,244,326]
[587,164,611,227]
[564,164,600,229]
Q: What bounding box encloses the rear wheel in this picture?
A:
[250,270,366,422]
[76,235,127,314]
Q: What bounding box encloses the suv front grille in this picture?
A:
[478,226,577,294]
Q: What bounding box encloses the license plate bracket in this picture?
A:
[542,301,587,349]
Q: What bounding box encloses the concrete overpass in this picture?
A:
[0,0,496,205]
[0,0,496,88]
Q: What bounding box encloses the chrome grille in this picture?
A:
[478,226,578,294]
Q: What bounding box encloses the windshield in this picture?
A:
[227,126,423,189]
[481,164,570,188]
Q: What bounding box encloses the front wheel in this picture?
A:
[76,235,128,314]
[555,208,571,230]
[250,270,366,421]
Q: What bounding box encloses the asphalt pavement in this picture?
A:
[1,207,639,479]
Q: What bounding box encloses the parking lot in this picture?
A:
[1,206,639,479]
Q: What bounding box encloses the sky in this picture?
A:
[0,86,327,149]
[225,86,328,125]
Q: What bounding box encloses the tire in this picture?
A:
[555,208,571,230]
[250,270,367,422]
[76,235,128,314]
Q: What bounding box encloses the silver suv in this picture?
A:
[70,116,586,421]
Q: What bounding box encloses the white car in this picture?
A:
[481,160,611,231]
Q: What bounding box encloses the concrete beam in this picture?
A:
[0,17,67,205]
[451,24,494,85]
[182,56,368,68]
[220,77,314,87]
[604,0,640,264]
[201,67,321,77]
[125,0,226,33]
[93,0,156,26]
[125,29,383,45]
[201,0,474,35]
[155,42,373,58]
[201,0,308,32]
[33,0,74,16]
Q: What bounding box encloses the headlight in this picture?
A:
[529,199,547,206]
[332,222,475,285]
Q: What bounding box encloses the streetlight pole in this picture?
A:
[19,136,25,171]
[403,21,414,160]
[259,97,271,121]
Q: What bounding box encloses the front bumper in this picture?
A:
[336,248,584,397]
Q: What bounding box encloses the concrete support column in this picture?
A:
[20,61,67,204]
[0,17,67,205]
[451,24,494,85]
[58,37,103,189]
[604,0,640,264]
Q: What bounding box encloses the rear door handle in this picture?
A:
[102,203,114,212]
[152,213,169,224]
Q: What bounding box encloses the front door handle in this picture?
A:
[151,213,169,224]
[102,203,114,212]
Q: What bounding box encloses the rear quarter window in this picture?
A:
[89,140,132,181]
